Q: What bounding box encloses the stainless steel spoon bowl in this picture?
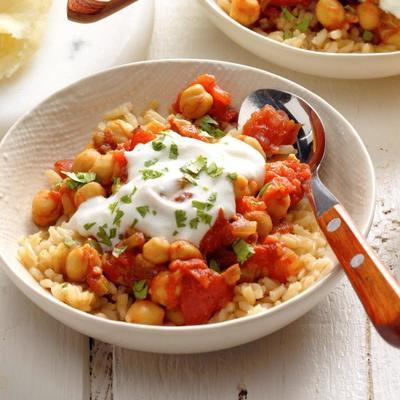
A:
[239,89,400,348]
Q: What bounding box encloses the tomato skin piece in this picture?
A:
[242,105,301,154]
[199,209,235,256]
[54,159,73,177]
[168,116,209,142]
[123,127,156,151]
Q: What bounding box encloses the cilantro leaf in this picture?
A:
[232,239,255,264]
[175,209,187,228]
[97,225,112,247]
[180,155,207,176]
[109,201,118,214]
[140,169,164,180]
[198,115,226,139]
[208,192,217,203]
[152,137,166,151]
[84,222,96,231]
[144,158,159,167]
[296,18,310,32]
[206,162,224,178]
[136,205,150,218]
[282,7,295,21]
[63,171,97,190]
[112,177,122,192]
[169,143,179,160]
[113,209,124,227]
[189,217,200,229]
[133,280,148,299]
[112,245,128,258]
[64,238,77,248]
[227,172,238,181]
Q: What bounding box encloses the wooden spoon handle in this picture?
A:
[319,204,400,347]
[67,0,137,22]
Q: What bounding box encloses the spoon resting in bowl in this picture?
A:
[67,0,137,22]
[239,89,400,348]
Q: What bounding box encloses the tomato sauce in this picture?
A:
[242,105,301,155]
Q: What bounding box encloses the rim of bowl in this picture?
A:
[0,58,376,335]
[201,0,400,58]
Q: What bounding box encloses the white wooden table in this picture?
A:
[1,1,399,399]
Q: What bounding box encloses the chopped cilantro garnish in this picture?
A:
[232,239,255,264]
[206,162,224,178]
[363,30,374,42]
[209,259,221,272]
[192,200,213,211]
[133,280,148,299]
[140,169,164,180]
[113,209,124,227]
[64,238,77,248]
[136,205,150,218]
[227,172,238,181]
[175,209,187,228]
[62,283,68,288]
[180,173,198,186]
[152,210,157,216]
[144,158,159,167]
[87,238,102,253]
[120,195,132,204]
[97,225,112,247]
[296,18,310,33]
[198,115,226,139]
[197,210,212,225]
[63,171,97,190]
[108,201,118,213]
[180,155,207,176]
[112,177,122,192]
[169,143,179,159]
[258,182,272,198]
[152,137,166,151]
[112,245,128,258]
[109,228,117,239]
[84,222,96,231]
[172,230,179,236]
[208,192,217,203]
[131,218,138,228]
[189,217,200,229]
[282,7,295,21]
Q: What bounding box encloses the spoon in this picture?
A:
[239,89,400,348]
[67,0,137,23]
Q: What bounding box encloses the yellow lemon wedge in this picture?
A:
[0,0,52,80]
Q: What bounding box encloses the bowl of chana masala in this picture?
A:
[198,1,400,78]
[0,60,375,352]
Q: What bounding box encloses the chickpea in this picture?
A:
[170,240,202,261]
[74,182,106,207]
[233,174,249,199]
[150,271,182,307]
[142,237,170,264]
[315,0,345,30]
[357,2,380,31]
[65,246,89,282]
[244,210,273,239]
[32,190,63,227]
[125,300,165,325]
[266,194,291,219]
[72,148,100,173]
[231,217,257,239]
[238,135,266,158]
[61,188,76,217]
[125,232,145,250]
[230,0,260,27]
[135,253,156,271]
[166,309,184,326]
[248,180,259,196]
[179,84,214,120]
[89,153,115,185]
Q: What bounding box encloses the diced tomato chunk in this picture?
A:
[102,250,137,287]
[236,196,267,214]
[200,209,235,256]
[170,258,233,325]
[123,127,156,151]
[262,155,311,206]
[242,236,302,283]
[54,159,73,177]
[243,105,301,154]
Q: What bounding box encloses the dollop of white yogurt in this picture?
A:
[380,0,400,18]
[68,131,265,249]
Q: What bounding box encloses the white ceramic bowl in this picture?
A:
[198,0,400,79]
[0,60,375,353]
